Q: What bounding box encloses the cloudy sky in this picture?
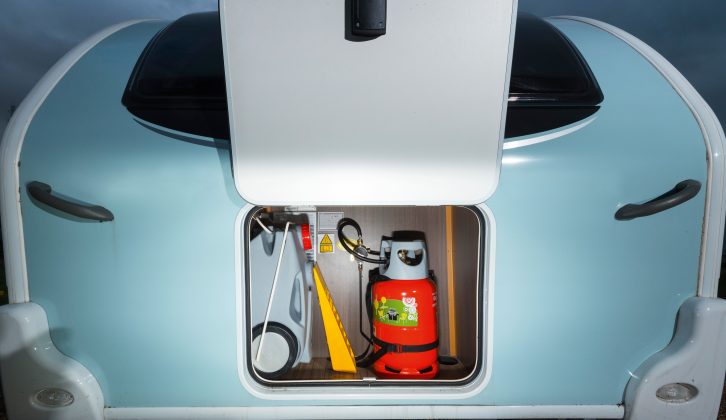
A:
[1,0,724,134]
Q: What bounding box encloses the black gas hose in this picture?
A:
[336,218,387,264]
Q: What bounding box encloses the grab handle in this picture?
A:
[27,181,114,222]
[615,179,701,221]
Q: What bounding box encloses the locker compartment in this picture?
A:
[243,206,485,386]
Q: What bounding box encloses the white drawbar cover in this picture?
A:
[220,0,517,205]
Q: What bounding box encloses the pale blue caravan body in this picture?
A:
[1,4,725,420]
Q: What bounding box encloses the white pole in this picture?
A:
[256,221,291,363]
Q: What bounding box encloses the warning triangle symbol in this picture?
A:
[320,234,333,253]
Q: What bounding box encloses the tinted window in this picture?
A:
[123,12,602,140]
[506,14,603,137]
[122,12,228,139]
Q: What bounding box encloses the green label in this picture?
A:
[372,296,419,327]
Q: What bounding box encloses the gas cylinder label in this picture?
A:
[373,296,418,327]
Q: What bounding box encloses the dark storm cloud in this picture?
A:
[0,0,215,131]
[519,0,726,126]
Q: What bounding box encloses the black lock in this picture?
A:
[352,0,387,37]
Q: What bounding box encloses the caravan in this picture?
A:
[1,1,725,419]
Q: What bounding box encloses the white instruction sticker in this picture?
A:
[318,212,344,231]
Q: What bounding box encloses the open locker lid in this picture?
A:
[220,0,517,206]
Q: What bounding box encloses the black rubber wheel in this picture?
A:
[251,322,298,380]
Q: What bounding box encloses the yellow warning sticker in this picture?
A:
[319,233,334,254]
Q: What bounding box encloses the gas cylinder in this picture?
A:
[369,238,438,379]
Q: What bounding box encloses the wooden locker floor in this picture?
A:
[279,357,471,381]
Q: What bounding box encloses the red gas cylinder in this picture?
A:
[371,277,438,379]
[368,237,439,379]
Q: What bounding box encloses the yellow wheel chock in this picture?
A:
[312,264,356,373]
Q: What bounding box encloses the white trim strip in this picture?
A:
[104,404,624,419]
[0,19,150,303]
[552,17,726,297]
[503,115,597,150]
